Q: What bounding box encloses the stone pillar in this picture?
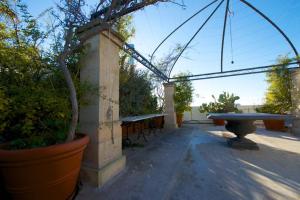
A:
[163,83,178,129]
[79,30,125,187]
[291,69,300,136]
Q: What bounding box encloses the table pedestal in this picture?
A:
[225,120,259,150]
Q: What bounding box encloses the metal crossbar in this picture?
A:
[150,0,219,62]
[169,61,300,82]
[167,0,225,78]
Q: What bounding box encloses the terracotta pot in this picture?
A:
[213,119,225,126]
[263,119,285,132]
[0,134,89,200]
[176,113,184,127]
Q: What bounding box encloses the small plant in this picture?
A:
[199,92,240,113]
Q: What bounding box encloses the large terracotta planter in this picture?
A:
[0,134,89,200]
[263,119,285,132]
[213,119,225,126]
[176,113,184,127]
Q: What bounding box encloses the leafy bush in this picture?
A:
[199,92,240,113]
[256,56,294,114]
[0,3,87,149]
[118,16,158,116]
[119,64,158,116]
[173,73,194,114]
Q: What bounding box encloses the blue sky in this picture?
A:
[24,0,300,106]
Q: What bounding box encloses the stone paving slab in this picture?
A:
[76,124,300,200]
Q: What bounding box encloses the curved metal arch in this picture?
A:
[239,0,299,58]
[150,0,219,63]
[220,0,230,72]
[167,0,225,79]
[169,0,299,79]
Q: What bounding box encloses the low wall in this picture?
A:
[183,105,262,122]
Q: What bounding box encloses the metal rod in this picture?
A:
[240,0,299,59]
[167,0,225,79]
[150,0,219,62]
[170,66,300,82]
[220,0,230,72]
[123,42,169,80]
[169,61,300,79]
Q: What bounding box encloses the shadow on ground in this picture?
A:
[76,124,300,200]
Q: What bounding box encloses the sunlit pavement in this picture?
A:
[76,123,300,200]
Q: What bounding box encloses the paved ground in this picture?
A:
[76,124,300,200]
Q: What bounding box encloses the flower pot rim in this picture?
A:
[263,119,285,121]
[0,133,89,162]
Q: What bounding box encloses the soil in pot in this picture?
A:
[0,134,89,200]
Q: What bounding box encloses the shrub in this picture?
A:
[173,73,194,114]
[257,56,294,114]
[0,3,82,149]
[199,92,240,113]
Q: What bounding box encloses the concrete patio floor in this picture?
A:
[76,124,300,200]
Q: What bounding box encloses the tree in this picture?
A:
[173,73,194,114]
[120,65,158,116]
[0,0,16,21]
[257,56,294,114]
[117,15,158,116]
[0,2,73,148]
[151,44,184,111]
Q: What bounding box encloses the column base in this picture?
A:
[291,127,300,136]
[164,112,178,129]
[164,123,178,129]
[291,118,300,136]
[80,155,126,187]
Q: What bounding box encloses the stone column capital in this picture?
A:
[291,68,300,75]
[163,82,175,87]
[78,24,124,48]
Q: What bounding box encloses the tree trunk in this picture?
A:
[59,57,78,142]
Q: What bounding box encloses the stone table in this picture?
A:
[207,113,288,150]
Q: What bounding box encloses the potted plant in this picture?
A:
[199,102,225,125]
[174,73,194,127]
[0,2,90,199]
[256,56,294,132]
[256,104,287,131]
[199,92,240,126]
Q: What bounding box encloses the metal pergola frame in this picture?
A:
[92,0,299,83]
